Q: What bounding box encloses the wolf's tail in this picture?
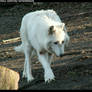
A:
[14,44,24,53]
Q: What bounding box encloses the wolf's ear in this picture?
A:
[48,26,55,35]
[61,23,65,30]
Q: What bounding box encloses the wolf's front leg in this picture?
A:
[48,53,54,65]
[23,45,34,82]
[37,51,55,83]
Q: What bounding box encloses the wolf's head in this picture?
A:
[48,23,70,57]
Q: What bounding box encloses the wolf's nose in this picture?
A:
[60,54,64,57]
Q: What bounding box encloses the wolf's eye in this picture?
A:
[62,41,64,44]
[54,41,59,44]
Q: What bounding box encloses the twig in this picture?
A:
[63,11,92,19]
[2,37,20,44]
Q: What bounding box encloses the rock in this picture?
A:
[0,66,20,90]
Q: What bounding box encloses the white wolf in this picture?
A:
[14,9,70,83]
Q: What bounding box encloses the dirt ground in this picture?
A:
[0,2,92,90]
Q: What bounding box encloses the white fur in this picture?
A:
[14,9,70,83]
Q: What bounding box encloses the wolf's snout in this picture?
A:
[60,54,64,57]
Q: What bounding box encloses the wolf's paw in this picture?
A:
[45,71,55,83]
[27,76,34,82]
